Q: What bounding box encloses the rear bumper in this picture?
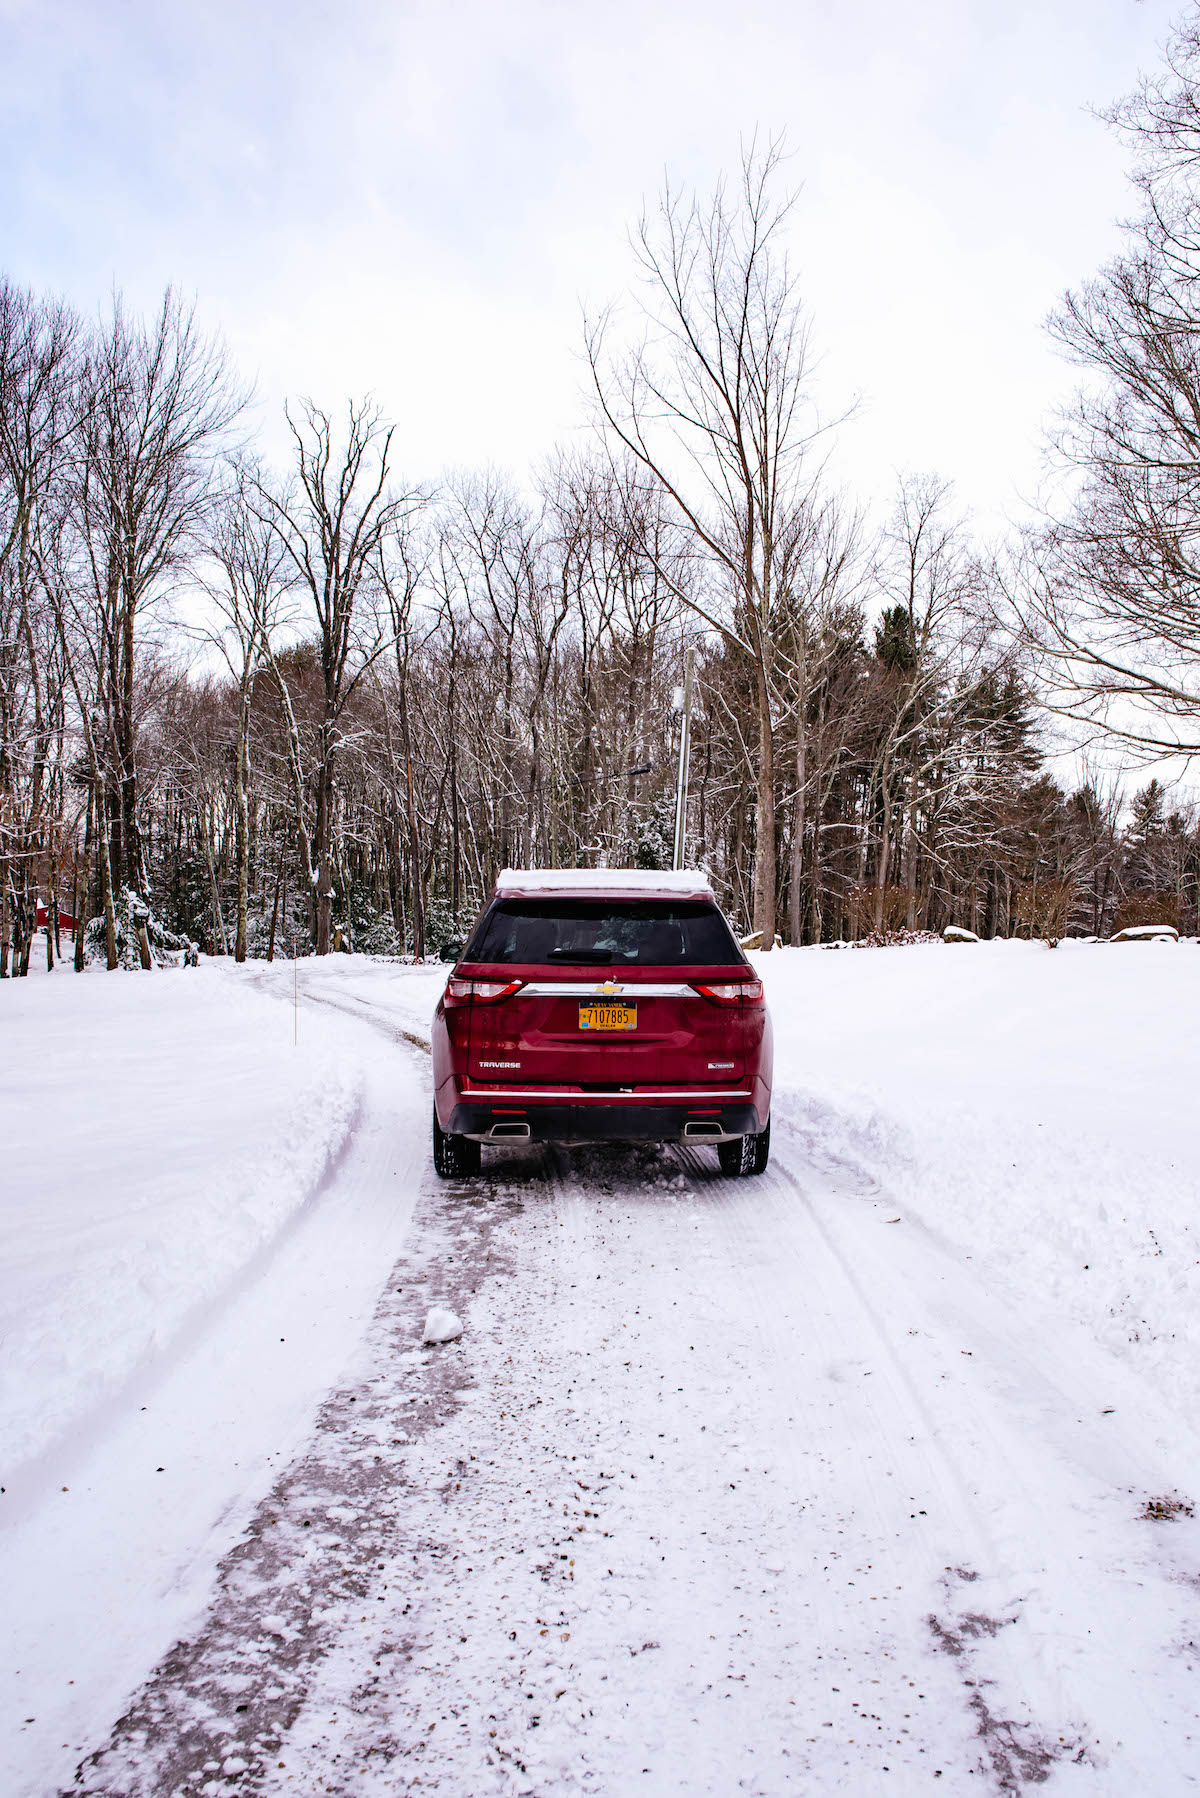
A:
[448,1100,764,1144]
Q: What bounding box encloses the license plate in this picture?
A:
[578,1002,637,1032]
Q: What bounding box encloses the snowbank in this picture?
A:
[0,964,359,1485]
[755,938,1200,1416]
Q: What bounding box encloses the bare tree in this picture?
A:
[378,518,438,959]
[587,137,848,946]
[864,476,995,933]
[202,466,289,960]
[70,288,245,898]
[0,282,80,972]
[773,494,866,942]
[254,399,422,954]
[550,452,700,869]
[1,259,1093,966]
[1014,18,1200,763]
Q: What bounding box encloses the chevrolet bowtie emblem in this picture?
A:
[594,979,623,995]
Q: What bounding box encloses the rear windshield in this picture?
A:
[466,898,746,968]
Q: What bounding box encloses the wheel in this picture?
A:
[748,1117,770,1174]
[717,1118,770,1177]
[432,1104,481,1177]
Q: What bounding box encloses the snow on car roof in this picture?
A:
[495,867,715,900]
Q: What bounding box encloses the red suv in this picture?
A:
[431,869,772,1178]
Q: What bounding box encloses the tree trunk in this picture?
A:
[901,782,919,929]
[234,695,251,963]
[98,823,119,971]
[873,781,893,936]
[753,660,776,949]
[199,803,229,955]
[75,844,89,972]
[788,718,807,946]
[396,677,425,961]
[267,843,285,962]
[315,757,333,956]
[405,754,425,960]
[71,856,82,971]
[449,705,461,921]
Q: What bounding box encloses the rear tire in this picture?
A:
[432,1105,481,1178]
[717,1118,770,1177]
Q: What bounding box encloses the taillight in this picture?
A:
[691,980,764,1005]
[444,977,525,1007]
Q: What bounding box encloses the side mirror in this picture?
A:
[439,939,465,963]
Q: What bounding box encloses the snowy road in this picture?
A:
[53,958,1200,1797]
[5,949,1199,1796]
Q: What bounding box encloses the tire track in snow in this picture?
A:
[293,977,432,1054]
[65,1066,540,1798]
[238,1140,997,1795]
[3,1085,366,1531]
[738,1152,1092,1789]
[759,1138,1200,1790]
[63,975,1200,1795]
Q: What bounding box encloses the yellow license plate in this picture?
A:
[578,1002,637,1032]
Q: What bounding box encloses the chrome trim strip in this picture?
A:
[461,1088,753,1101]
[517,982,699,998]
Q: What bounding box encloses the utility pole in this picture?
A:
[672,647,696,871]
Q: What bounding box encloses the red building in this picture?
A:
[35,904,77,934]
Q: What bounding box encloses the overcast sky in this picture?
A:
[0,0,1184,530]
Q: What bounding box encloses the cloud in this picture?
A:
[0,0,1180,516]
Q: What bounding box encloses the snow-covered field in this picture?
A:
[2,939,1199,1794]
[770,938,1200,1424]
[2,969,360,1478]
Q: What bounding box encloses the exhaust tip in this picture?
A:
[684,1120,722,1139]
[489,1121,531,1140]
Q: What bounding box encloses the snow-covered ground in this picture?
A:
[0,960,428,1792]
[767,938,1200,1425]
[2,967,360,1480]
[2,939,1199,1795]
